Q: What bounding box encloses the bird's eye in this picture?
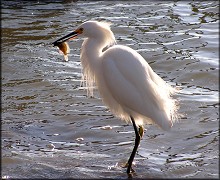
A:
[78,28,83,34]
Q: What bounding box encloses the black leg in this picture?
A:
[126,116,141,174]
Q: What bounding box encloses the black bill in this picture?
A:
[52,31,78,46]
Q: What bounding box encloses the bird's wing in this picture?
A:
[102,45,173,129]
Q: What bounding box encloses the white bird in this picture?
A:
[52,21,180,175]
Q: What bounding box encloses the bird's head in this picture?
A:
[52,21,115,46]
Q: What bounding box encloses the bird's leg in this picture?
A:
[126,116,141,174]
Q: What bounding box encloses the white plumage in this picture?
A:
[52,20,180,174]
[79,21,179,130]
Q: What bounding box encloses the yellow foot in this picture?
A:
[139,125,144,138]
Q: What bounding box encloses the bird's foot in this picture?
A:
[139,125,144,138]
[124,162,135,175]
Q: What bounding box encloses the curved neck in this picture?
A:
[80,30,116,77]
[84,38,104,59]
[81,37,114,72]
[80,38,105,82]
[82,30,116,61]
[80,34,115,96]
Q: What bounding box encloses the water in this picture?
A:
[2,0,219,179]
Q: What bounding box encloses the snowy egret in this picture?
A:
[52,21,180,174]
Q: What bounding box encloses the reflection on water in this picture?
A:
[2,0,219,179]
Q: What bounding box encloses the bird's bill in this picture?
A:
[52,30,78,46]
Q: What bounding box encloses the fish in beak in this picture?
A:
[52,28,83,46]
[52,28,83,61]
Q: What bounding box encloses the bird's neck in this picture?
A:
[80,38,104,96]
[81,37,115,71]
[82,30,116,59]
[80,37,115,96]
[84,38,104,59]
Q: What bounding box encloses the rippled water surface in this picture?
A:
[2,0,219,179]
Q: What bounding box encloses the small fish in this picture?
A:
[56,42,70,61]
